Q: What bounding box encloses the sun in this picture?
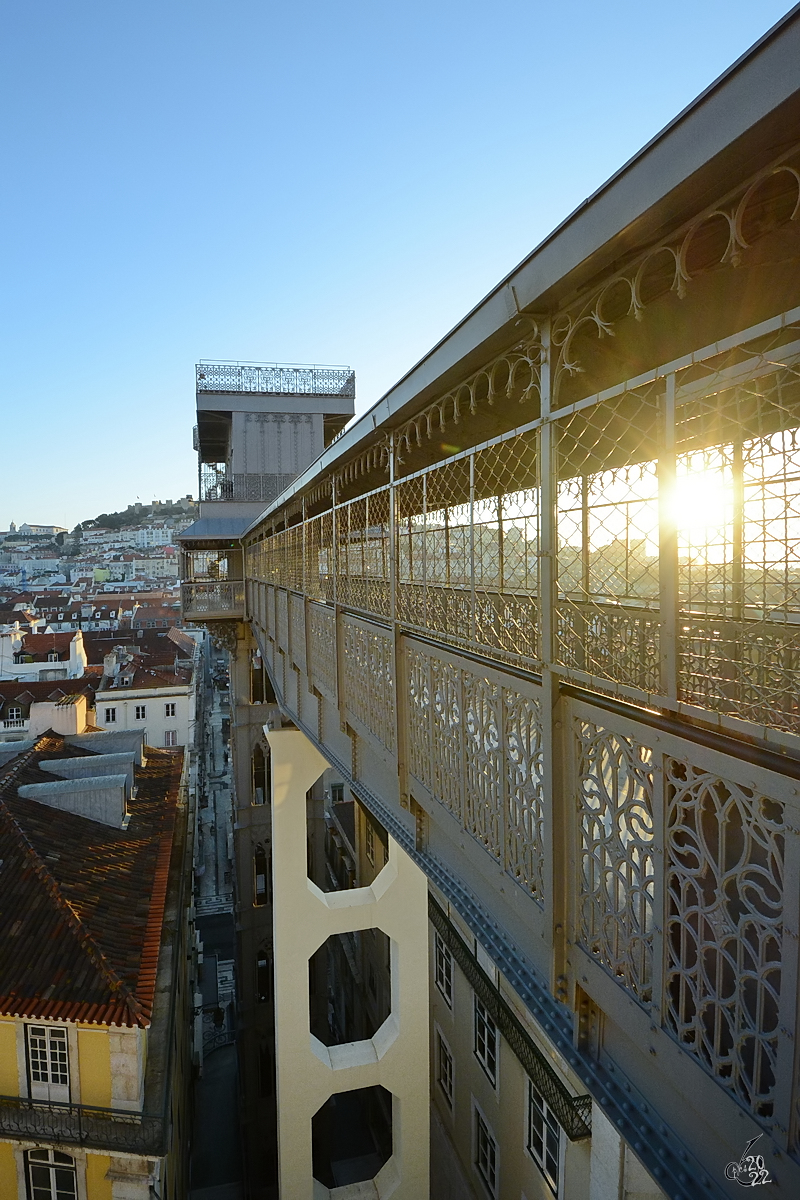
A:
[668,467,732,541]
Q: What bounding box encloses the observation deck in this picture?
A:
[196,361,355,397]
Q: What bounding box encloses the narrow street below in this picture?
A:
[190,654,243,1200]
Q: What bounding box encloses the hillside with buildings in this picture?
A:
[0,496,198,593]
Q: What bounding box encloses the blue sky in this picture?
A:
[0,0,793,531]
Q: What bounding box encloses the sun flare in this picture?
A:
[669,469,732,540]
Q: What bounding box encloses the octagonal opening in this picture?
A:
[312,1085,393,1190]
[309,778,390,894]
[309,930,391,1047]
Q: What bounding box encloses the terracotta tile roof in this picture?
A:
[167,627,198,658]
[81,629,179,666]
[16,631,80,662]
[0,735,182,1027]
[101,664,190,691]
[0,678,98,709]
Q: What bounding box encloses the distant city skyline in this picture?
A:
[1,0,792,530]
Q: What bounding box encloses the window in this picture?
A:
[365,820,375,866]
[527,1080,561,1193]
[25,1148,77,1200]
[47,651,59,662]
[330,782,344,804]
[6,706,22,721]
[434,931,454,1008]
[254,844,268,906]
[26,1024,70,1102]
[164,702,176,717]
[474,1106,498,1198]
[134,705,146,720]
[436,1029,454,1109]
[164,730,177,747]
[256,952,273,1003]
[104,707,116,724]
[473,995,498,1085]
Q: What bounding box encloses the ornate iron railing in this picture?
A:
[428,897,592,1139]
[196,362,355,397]
[202,1028,237,1055]
[247,307,800,743]
[0,1095,165,1155]
[181,581,245,618]
[199,465,297,504]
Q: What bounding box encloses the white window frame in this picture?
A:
[526,1078,562,1194]
[26,1024,71,1103]
[164,730,177,747]
[134,704,146,720]
[164,701,176,717]
[104,707,116,724]
[473,994,498,1086]
[435,1024,454,1111]
[473,1100,499,1199]
[434,931,454,1009]
[25,1147,78,1200]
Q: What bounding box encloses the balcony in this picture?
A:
[0,1094,165,1155]
[199,466,297,504]
[196,361,355,397]
[181,581,245,621]
[3,719,27,730]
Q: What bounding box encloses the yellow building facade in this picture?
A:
[0,729,194,1200]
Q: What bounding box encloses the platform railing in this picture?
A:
[0,1094,165,1155]
[181,581,245,619]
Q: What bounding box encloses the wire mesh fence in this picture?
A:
[245,308,800,741]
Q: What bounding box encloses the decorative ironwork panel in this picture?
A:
[673,339,800,732]
[0,1095,165,1155]
[555,387,661,695]
[336,489,391,617]
[308,603,336,698]
[551,149,800,410]
[342,620,396,751]
[396,442,542,667]
[405,643,545,892]
[276,588,289,653]
[245,539,267,583]
[305,511,333,602]
[196,361,355,397]
[247,306,800,742]
[394,333,543,470]
[406,644,432,790]
[463,675,503,860]
[505,689,545,903]
[181,581,245,617]
[430,657,463,819]
[557,604,661,694]
[290,592,306,672]
[266,585,275,640]
[576,721,655,1002]
[665,758,784,1119]
[200,465,296,503]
